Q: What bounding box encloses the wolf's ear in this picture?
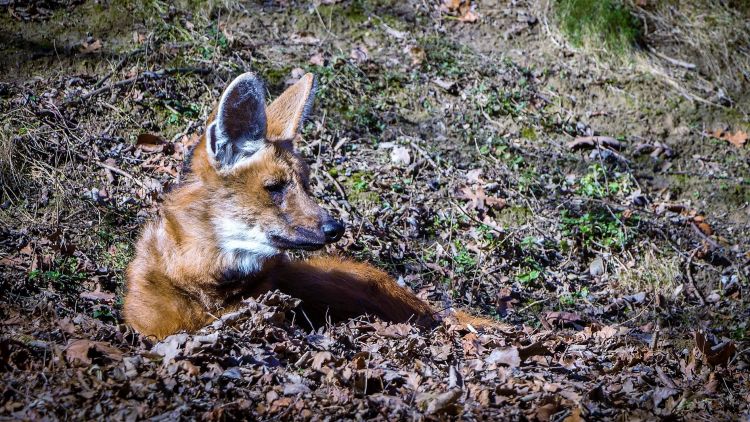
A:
[206,73,267,168]
[266,73,316,141]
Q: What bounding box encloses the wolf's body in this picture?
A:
[124,72,492,339]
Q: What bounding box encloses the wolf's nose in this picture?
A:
[322,221,345,243]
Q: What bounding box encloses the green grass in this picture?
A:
[555,0,642,54]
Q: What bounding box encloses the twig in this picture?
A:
[405,137,439,170]
[318,170,353,215]
[64,67,211,106]
[728,346,750,367]
[321,170,348,202]
[451,200,505,236]
[518,298,548,313]
[92,48,145,89]
[566,136,623,151]
[649,48,697,70]
[94,161,147,190]
[690,222,720,249]
[685,249,707,306]
[650,322,661,351]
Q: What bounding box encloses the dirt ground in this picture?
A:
[1,0,749,420]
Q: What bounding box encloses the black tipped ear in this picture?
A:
[206,73,267,169]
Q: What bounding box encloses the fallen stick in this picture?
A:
[64,67,211,107]
[319,170,353,214]
[690,221,720,249]
[684,249,707,306]
[92,48,145,89]
[566,136,623,151]
[649,48,697,70]
[406,137,439,170]
[94,160,147,190]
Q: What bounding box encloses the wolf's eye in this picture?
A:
[264,180,287,193]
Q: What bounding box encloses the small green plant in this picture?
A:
[29,257,86,292]
[556,0,641,55]
[520,236,539,251]
[167,112,180,126]
[348,172,370,193]
[477,224,504,249]
[421,35,467,78]
[452,241,477,275]
[577,164,632,199]
[730,321,747,341]
[518,168,540,194]
[518,269,541,284]
[520,127,537,140]
[559,287,590,306]
[93,306,116,323]
[561,209,631,251]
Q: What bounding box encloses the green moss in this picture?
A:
[555,0,642,55]
[420,35,468,78]
[520,127,537,140]
[343,171,381,207]
[258,65,294,91]
[494,205,533,227]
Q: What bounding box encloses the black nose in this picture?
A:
[321,220,345,243]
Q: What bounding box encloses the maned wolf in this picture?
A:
[124,72,495,339]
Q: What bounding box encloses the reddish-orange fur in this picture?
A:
[124,73,496,339]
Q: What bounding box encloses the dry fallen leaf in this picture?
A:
[545,311,583,327]
[694,331,736,367]
[65,339,123,366]
[461,333,482,357]
[350,46,369,63]
[416,389,462,415]
[309,53,325,66]
[132,32,146,44]
[465,168,484,183]
[594,325,619,340]
[457,9,479,23]
[290,32,320,45]
[652,387,679,408]
[692,215,713,236]
[440,0,479,23]
[374,322,412,338]
[79,289,116,303]
[136,133,166,153]
[406,46,426,66]
[79,39,102,54]
[518,341,551,360]
[390,146,411,166]
[457,186,506,212]
[382,24,408,39]
[708,129,748,148]
[433,77,458,93]
[311,351,332,371]
[486,347,521,368]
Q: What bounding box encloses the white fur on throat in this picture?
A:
[214,216,281,274]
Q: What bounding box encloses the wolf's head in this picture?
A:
[191,73,344,271]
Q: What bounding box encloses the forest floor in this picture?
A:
[1,0,749,420]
